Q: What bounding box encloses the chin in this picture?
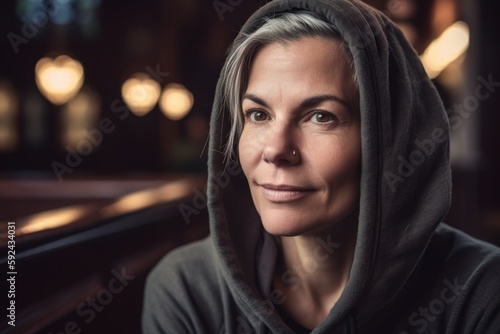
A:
[258,207,358,237]
[259,211,327,237]
[262,224,306,237]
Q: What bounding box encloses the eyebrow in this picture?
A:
[242,93,350,109]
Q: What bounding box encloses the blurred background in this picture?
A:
[0,0,499,333]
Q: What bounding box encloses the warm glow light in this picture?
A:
[121,73,161,116]
[35,55,85,105]
[159,83,194,120]
[0,125,17,151]
[19,206,87,235]
[0,80,18,151]
[62,87,101,149]
[0,91,15,116]
[420,21,470,79]
[387,0,415,20]
[102,179,194,216]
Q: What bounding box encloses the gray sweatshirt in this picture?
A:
[142,0,500,333]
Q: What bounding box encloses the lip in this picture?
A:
[257,183,315,203]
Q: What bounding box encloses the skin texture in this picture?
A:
[238,36,361,329]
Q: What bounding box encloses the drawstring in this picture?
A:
[343,312,357,334]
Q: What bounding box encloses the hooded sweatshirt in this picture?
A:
[142,0,500,333]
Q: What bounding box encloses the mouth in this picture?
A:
[256,183,315,203]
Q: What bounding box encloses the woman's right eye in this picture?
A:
[244,110,269,123]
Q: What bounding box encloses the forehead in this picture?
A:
[245,37,357,106]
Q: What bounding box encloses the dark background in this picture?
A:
[0,0,499,333]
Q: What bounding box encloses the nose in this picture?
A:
[261,124,300,166]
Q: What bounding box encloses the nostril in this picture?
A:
[262,146,300,166]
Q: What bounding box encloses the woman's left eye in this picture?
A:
[310,111,336,124]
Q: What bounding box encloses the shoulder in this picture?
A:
[143,237,225,333]
[426,223,500,286]
[148,237,219,285]
[145,236,221,300]
[431,223,500,271]
[423,224,500,332]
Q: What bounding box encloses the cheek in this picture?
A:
[238,129,255,177]
[312,136,361,187]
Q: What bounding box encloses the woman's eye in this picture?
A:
[245,110,269,122]
[311,111,336,124]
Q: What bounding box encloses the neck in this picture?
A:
[274,212,358,313]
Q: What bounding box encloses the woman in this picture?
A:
[143,1,500,333]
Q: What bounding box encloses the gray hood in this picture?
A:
[207,0,451,332]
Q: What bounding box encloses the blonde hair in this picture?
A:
[220,12,357,163]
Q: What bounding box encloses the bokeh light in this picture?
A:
[0,79,19,152]
[421,21,470,79]
[35,55,85,105]
[62,86,101,149]
[121,73,161,116]
[159,83,194,121]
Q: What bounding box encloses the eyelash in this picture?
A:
[243,109,269,122]
[242,109,338,125]
[309,109,338,124]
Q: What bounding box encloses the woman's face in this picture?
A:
[238,36,361,236]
